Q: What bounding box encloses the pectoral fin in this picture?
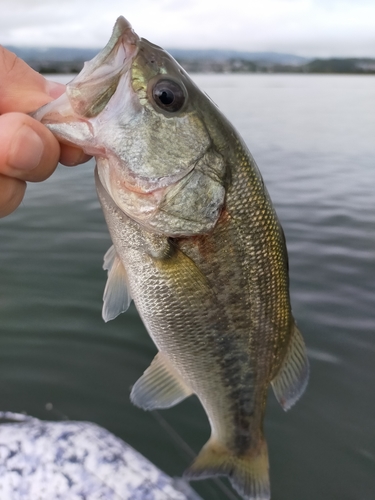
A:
[102,245,131,322]
[130,352,193,410]
[271,323,309,411]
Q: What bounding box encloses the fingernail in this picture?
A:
[64,149,91,167]
[46,80,66,99]
[8,125,44,170]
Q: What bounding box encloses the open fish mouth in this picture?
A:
[64,17,139,119]
[32,17,140,154]
[31,17,196,195]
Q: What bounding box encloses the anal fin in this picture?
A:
[271,322,309,411]
[130,352,193,410]
[102,245,132,322]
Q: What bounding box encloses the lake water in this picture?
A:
[1,74,375,500]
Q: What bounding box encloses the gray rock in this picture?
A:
[0,412,201,500]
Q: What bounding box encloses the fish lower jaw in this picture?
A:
[118,177,166,196]
[99,154,178,196]
[96,165,164,223]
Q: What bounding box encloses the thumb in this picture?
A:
[0,112,61,218]
[0,112,60,182]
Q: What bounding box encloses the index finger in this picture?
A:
[0,46,63,113]
[0,47,91,166]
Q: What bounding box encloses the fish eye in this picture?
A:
[152,79,185,112]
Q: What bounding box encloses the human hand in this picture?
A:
[0,47,91,217]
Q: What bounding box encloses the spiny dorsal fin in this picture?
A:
[184,436,270,500]
[130,352,193,410]
[102,245,131,323]
[271,323,309,411]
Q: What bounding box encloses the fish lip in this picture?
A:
[120,177,167,196]
[118,162,198,194]
[32,16,140,130]
[83,16,136,72]
[100,152,195,197]
[96,164,165,226]
[72,16,139,82]
[65,16,140,118]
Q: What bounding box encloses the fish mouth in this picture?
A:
[32,16,140,154]
[63,16,139,119]
[33,15,217,234]
[32,17,191,195]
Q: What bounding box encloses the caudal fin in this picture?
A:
[184,437,270,500]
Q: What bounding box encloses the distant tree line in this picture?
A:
[6,45,375,75]
[28,58,375,75]
[175,58,375,74]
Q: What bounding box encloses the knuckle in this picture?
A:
[0,47,20,79]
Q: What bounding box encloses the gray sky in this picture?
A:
[1,0,374,57]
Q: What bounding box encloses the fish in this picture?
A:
[32,16,309,500]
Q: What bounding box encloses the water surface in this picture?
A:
[1,74,375,499]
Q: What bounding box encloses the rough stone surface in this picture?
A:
[0,412,201,500]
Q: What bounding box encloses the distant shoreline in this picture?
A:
[5,45,375,74]
[27,58,375,75]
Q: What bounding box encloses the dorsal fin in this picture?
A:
[102,245,131,322]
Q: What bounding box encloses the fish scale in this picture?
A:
[33,16,309,500]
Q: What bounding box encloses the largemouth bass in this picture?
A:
[33,17,309,500]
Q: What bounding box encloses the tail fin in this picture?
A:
[184,437,270,500]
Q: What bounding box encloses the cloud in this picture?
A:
[0,0,374,57]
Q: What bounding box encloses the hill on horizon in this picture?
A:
[4,45,374,74]
[5,45,310,66]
